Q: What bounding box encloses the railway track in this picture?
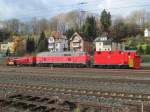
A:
[1,70,150,85]
[0,93,126,112]
[0,83,150,102]
[1,67,150,111]
[1,83,150,112]
[0,94,77,112]
[1,68,150,95]
[1,66,150,75]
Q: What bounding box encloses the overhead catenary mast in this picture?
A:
[78,2,88,29]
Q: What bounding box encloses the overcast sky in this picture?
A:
[0,0,149,20]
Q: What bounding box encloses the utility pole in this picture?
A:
[78,2,88,29]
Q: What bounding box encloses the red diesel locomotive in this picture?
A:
[6,50,141,69]
[94,50,140,69]
[36,51,90,67]
[6,51,90,67]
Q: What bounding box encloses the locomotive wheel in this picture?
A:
[77,64,81,68]
[64,64,68,68]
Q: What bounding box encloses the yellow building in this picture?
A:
[0,42,16,53]
[0,35,25,54]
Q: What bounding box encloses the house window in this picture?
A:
[103,41,111,46]
[55,49,58,51]
[49,43,54,46]
[73,43,80,47]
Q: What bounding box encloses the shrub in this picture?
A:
[137,45,144,55]
[145,45,150,54]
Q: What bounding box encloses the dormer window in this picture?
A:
[100,37,107,41]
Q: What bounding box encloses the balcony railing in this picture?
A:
[48,45,54,49]
[72,43,81,48]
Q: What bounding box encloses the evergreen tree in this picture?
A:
[38,31,45,45]
[65,28,75,39]
[26,36,35,53]
[6,48,10,56]
[82,16,97,41]
[137,45,144,55]
[37,39,46,52]
[26,37,30,53]
[36,31,48,52]
[145,45,150,54]
[100,9,111,32]
[15,45,26,56]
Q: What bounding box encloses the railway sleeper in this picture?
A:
[0,100,13,107]
[11,102,28,109]
[60,100,77,110]
[8,94,23,99]
[12,100,58,112]
[27,96,41,101]
[30,105,48,112]
[37,97,49,102]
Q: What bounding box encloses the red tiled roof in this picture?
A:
[51,31,62,39]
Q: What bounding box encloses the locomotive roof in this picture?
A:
[37,51,87,56]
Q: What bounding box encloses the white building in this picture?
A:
[94,36,124,51]
[0,42,15,53]
[144,28,150,37]
[48,35,68,52]
[48,37,55,52]
[94,36,112,51]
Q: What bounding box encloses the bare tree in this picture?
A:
[126,10,149,27]
[5,19,20,34]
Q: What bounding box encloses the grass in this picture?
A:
[141,55,150,63]
[140,55,150,67]
[0,52,5,65]
[0,57,5,65]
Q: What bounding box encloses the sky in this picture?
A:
[0,0,150,21]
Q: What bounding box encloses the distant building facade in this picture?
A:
[69,32,91,52]
[48,31,68,52]
[94,36,124,51]
[94,36,112,51]
[0,42,15,53]
[144,28,150,37]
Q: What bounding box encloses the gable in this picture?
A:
[48,37,55,43]
[70,32,84,41]
[73,35,82,41]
